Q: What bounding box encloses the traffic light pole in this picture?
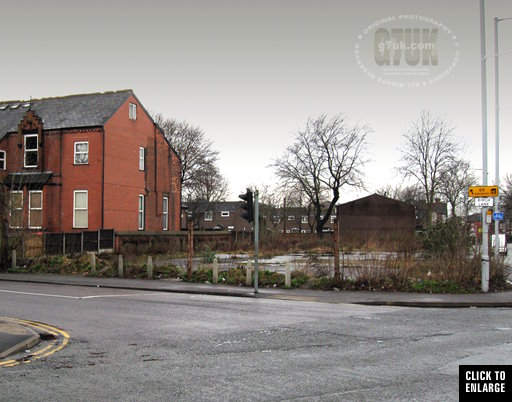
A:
[254,190,259,294]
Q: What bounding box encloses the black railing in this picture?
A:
[44,229,115,255]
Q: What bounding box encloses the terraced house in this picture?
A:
[0,90,181,234]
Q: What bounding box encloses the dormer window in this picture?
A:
[129,103,137,120]
[24,134,38,168]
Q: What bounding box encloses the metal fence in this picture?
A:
[44,229,115,255]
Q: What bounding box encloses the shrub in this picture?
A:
[291,268,310,288]
[411,279,462,293]
[421,218,471,258]
[201,246,216,264]
[188,267,212,283]
[219,268,246,285]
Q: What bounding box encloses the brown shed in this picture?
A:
[337,193,415,246]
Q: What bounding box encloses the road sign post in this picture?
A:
[468,183,501,292]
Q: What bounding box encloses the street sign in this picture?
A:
[468,185,499,197]
[475,197,494,207]
[493,212,504,221]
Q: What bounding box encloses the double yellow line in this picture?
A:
[0,317,70,368]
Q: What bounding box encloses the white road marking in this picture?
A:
[0,290,80,299]
[79,294,164,299]
[0,289,165,300]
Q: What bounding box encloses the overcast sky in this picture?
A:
[1,0,511,202]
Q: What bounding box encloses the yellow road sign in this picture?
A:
[468,186,499,197]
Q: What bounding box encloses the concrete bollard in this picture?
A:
[246,261,252,286]
[12,249,16,270]
[90,253,96,275]
[212,258,219,284]
[118,255,124,278]
[285,262,291,288]
[147,256,153,280]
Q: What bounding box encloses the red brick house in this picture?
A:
[183,201,254,232]
[0,90,181,233]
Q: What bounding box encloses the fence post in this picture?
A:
[90,252,96,275]
[285,262,291,288]
[97,230,101,253]
[118,255,124,278]
[246,260,252,286]
[63,233,66,255]
[147,255,153,280]
[81,232,84,254]
[212,258,219,284]
[12,249,16,270]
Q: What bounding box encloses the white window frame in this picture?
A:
[129,103,137,120]
[73,190,88,229]
[162,196,169,231]
[138,195,145,230]
[331,215,336,224]
[74,141,89,165]
[221,211,230,217]
[204,211,213,221]
[273,216,280,224]
[9,191,23,229]
[28,190,43,229]
[24,133,38,168]
[288,215,295,221]
[301,216,309,224]
[139,147,145,171]
[0,150,6,170]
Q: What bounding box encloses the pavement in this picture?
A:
[1,272,512,359]
[0,319,40,360]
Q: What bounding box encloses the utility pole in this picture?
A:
[480,0,489,292]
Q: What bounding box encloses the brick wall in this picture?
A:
[103,95,181,232]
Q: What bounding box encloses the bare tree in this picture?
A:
[438,158,477,217]
[375,184,423,204]
[501,173,512,221]
[257,183,316,234]
[153,113,229,202]
[191,165,230,202]
[272,114,369,235]
[398,110,460,225]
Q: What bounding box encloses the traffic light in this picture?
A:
[239,188,254,222]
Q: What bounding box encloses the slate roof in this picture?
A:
[187,201,240,213]
[0,90,133,140]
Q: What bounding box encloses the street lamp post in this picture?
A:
[480,0,489,292]
[494,16,512,257]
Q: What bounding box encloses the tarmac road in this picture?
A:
[1,277,511,401]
